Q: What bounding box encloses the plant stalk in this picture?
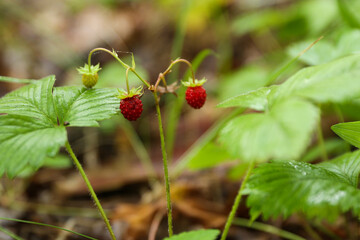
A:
[233,218,306,240]
[153,92,173,237]
[220,161,255,240]
[65,141,116,240]
[87,47,150,88]
[317,113,328,161]
[0,225,25,240]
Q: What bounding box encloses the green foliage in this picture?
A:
[332,121,360,148]
[187,142,234,170]
[275,54,360,103]
[53,87,119,127]
[300,139,349,162]
[0,115,67,178]
[288,30,360,65]
[244,151,360,221]
[0,75,58,124]
[337,0,360,28]
[163,229,220,240]
[232,0,337,38]
[0,75,120,177]
[18,155,71,178]
[219,99,319,162]
[218,65,269,102]
[218,55,360,112]
[217,86,277,111]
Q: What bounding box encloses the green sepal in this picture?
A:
[181,77,207,87]
[76,63,101,75]
[116,86,143,99]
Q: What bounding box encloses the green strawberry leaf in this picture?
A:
[318,151,360,186]
[287,30,360,66]
[287,40,337,66]
[219,98,319,162]
[244,152,360,221]
[0,75,57,125]
[218,54,360,111]
[53,86,119,127]
[0,115,66,178]
[332,121,360,149]
[163,229,220,240]
[218,65,269,102]
[275,54,360,103]
[217,86,277,111]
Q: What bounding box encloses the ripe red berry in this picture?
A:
[185,86,207,109]
[120,95,143,121]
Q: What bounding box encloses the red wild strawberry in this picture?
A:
[117,86,144,121]
[185,86,206,109]
[120,95,143,121]
[182,77,207,109]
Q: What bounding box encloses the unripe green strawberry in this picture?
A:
[77,63,101,88]
[81,73,98,88]
[182,77,207,109]
[116,86,144,121]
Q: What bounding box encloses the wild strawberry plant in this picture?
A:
[3,35,360,240]
[0,48,218,240]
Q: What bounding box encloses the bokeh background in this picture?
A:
[1,0,360,239]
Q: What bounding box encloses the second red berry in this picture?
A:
[120,95,143,121]
[185,86,207,109]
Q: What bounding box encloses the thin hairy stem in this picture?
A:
[65,141,116,240]
[153,92,173,237]
[170,59,195,82]
[125,67,130,93]
[220,161,255,240]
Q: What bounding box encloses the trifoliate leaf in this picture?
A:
[217,86,277,111]
[0,115,66,178]
[244,153,360,221]
[0,75,57,125]
[53,86,119,127]
[275,54,360,103]
[332,121,360,149]
[163,229,220,240]
[219,98,319,162]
